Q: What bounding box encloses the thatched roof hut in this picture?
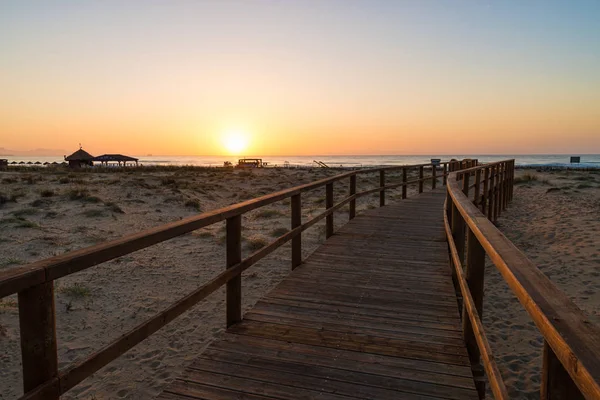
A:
[64,147,94,168]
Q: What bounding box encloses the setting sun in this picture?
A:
[222,130,249,155]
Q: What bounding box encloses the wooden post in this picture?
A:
[326,182,334,238]
[226,215,242,327]
[541,341,584,399]
[432,164,437,189]
[488,165,495,221]
[443,163,448,186]
[473,168,481,206]
[462,228,486,398]
[291,194,302,269]
[481,167,490,215]
[418,166,424,193]
[451,202,466,264]
[494,164,501,220]
[18,282,59,398]
[462,170,470,197]
[379,170,385,207]
[349,175,356,220]
[402,168,407,199]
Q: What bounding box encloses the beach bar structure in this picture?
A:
[2,159,600,400]
[64,147,94,168]
[92,154,139,167]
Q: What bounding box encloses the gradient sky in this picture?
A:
[1,1,599,156]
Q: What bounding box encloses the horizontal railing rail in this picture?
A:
[1,161,454,400]
[445,160,600,399]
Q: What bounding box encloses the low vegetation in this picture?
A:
[58,283,91,298]
[245,235,269,251]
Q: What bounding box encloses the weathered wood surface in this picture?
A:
[159,189,479,400]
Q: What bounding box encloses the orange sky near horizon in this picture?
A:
[1,2,599,156]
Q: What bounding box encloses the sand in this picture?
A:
[0,166,417,399]
[484,169,600,398]
[2,166,598,399]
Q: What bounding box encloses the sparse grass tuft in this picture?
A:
[270,227,289,238]
[245,235,269,252]
[0,258,23,268]
[58,283,91,298]
[193,231,214,239]
[255,209,284,219]
[82,209,106,218]
[1,177,18,184]
[14,218,41,229]
[104,202,124,213]
[40,189,55,198]
[184,199,201,211]
[13,208,39,217]
[514,173,539,184]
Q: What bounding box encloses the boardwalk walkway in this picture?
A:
[159,189,479,400]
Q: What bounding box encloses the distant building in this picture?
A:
[0,159,8,170]
[64,147,94,168]
[92,154,139,167]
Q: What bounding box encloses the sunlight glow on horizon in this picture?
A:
[1,1,599,155]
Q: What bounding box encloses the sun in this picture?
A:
[222,130,249,155]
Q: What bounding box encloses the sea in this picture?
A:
[2,154,600,169]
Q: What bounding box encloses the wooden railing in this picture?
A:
[1,161,449,400]
[445,160,600,399]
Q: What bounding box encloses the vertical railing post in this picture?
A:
[326,182,334,238]
[498,163,505,215]
[402,168,407,199]
[291,194,302,269]
[463,228,487,398]
[481,167,489,215]
[451,202,466,265]
[432,164,437,189]
[226,214,242,327]
[379,170,385,207]
[493,164,501,221]
[443,163,448,186]
[418,166,424,193]
[349,175,356,220]
[488,165,495,221]
[473,168,481,207]
[19,283,59,398]
[462,170,470,197]
[541,341,584,399]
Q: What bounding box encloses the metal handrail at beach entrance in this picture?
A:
[0,161,449,400]
[445,160,600,399]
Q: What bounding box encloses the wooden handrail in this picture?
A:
[446,160,600,399]
[2,161,450,400]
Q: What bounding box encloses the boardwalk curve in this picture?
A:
[159,189,480,400]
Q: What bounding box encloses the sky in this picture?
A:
[1,1,599,156]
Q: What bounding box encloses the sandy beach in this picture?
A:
[0,166,419,399]
[1,166,599,399]
[484,168,600,398]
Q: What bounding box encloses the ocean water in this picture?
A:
[2,154,600,168]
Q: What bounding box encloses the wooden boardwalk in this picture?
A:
[159,189,479,400]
